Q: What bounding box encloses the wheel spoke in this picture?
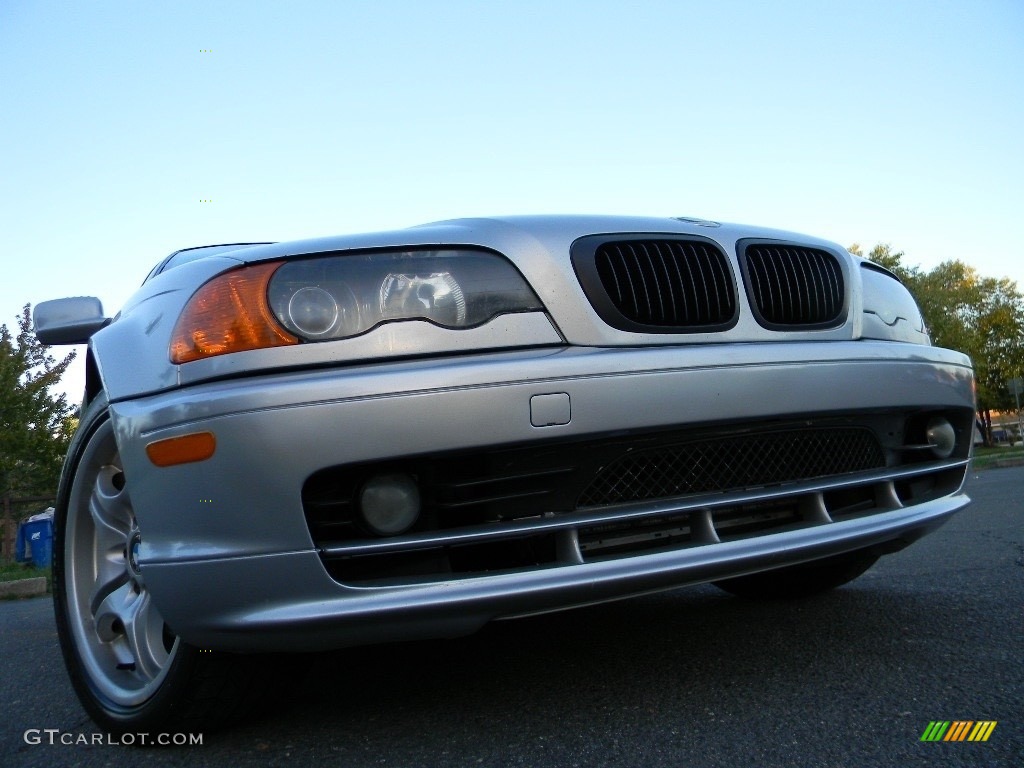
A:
[122,590,171,680]
[87,462,133,618]
[89,465,131,548]
[89,566,129,618]
[93,582,138,668]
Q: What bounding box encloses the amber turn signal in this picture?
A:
[146,432,217,467]
[170,261,298,363]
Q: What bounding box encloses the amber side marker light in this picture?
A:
[146,432,217,467]
[170,261,298,364]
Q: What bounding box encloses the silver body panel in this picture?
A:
[71,215,973,653]
[108,341,973,651]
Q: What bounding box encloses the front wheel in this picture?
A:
[712,549,880,600]
[53,395,287,734]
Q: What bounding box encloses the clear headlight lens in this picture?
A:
[859,263,930,344]
[379,272,468,326]
[267,249,543,341]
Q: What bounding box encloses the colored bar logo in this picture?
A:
[920,721,997,742]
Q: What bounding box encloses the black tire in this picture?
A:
[53,393,295,736]
[712,549,880,600]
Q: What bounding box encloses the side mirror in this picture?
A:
[33,297,109,345]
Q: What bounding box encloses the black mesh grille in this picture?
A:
[742,244,844,327]
[594,240,736,328]
[578,429,884,507]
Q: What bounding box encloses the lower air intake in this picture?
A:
[578,428,884,507]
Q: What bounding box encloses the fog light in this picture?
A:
[926,416,956,459]
[359,474,420,536]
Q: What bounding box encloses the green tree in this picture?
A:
[0,304,77,499]
[850,243,917,283]
[974,275,1024,415]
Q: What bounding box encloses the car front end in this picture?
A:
[35,214,974,730]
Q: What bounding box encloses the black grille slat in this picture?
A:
[578,429,884,508]
[826,253,842,316]
[651,243,678,321]
[667,243,692,321]
[639,243,665,321]
[621,244,646,318]
[800,247,821,319]
[592,239,736,329]
[633,243,656,321]
[789,248,805,322]
[710,241,732,319]
[791,247,814,320]
[742,244,844,328]
[691,242,711,322]
[604,250,625,307]
[782,248,801,322]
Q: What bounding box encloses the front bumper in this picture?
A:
[109,341,974,652]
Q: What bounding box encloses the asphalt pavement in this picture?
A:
[2,467,1021,768]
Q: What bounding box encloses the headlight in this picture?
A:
[859,263,930,344]
[267,249,543,341]
[170,249,544,363]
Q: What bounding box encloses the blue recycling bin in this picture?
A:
[19,518,54,568]
[14,523,29,563]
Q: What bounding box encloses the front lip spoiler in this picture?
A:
[151,492,968,653]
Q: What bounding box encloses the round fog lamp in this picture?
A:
[287,286,339,337]
[359,474,421,536]
[926,417,956,459]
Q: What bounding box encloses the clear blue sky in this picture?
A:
[2,0,1022,401]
